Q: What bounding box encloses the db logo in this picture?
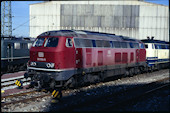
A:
[38,52,44,57]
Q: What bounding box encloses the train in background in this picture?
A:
[141,39,169,71]
[25,30,149,89]
[1,36,34,74]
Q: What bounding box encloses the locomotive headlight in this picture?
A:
[46,63,55,68]
[30,62,36,66]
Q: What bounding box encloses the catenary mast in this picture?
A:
[1,1,12,37]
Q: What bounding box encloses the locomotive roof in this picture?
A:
[141,39,169,44]
[1,37,35,41]
[1,37,34,43]
[38,30,141,42]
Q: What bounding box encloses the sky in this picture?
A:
[4,0,169,37]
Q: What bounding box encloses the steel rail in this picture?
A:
[1,90,37,99]
[1,79,31,88]
[1,77,25,84]
[1,93,51,107]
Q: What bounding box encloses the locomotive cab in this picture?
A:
[29,36,76,69]
[141,39,169,71]
[27,32,77,89]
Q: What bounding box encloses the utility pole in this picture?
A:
[1,1,12,37]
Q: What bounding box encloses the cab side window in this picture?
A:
[14,43,20,49]
[140,43,144,49]
[21,43,28,49]
[66,38,73,47]
[28,43,32,49]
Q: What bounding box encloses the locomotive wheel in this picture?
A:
[19,65,24,71]
[7,65,13,72]
[149,66,153,73]
[64,77,77,88]
[140,67,144,74]
[123,70,129,77]
[156,64,160,71]
[38,80,43,89]
[134,67,137,75]
[13,65,17,72]
[68,77,77,88]
[99,72,105,82]
[129,68,134,77]
[50,80,56,89]
[134,67,139,75]
[145,66,149,73]
[129,70,133,77]
[137,67,141,74]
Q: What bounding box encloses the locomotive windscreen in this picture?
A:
[33,38,45,47]
[32,37,59,47]
[44,38,58,47]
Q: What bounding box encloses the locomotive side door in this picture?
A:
[154,44,158,60]
[98,51,103,66]
[136,47,140,63]
[139,43,146,62]
[7,43,13,62]
[74,38,83,68]
[75,48,83,68]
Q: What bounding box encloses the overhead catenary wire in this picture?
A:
[12,16,36,31]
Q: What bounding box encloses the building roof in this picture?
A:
[29,0,168,7]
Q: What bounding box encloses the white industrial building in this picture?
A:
[29,0,169,41]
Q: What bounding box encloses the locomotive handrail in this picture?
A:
[11,46,13,61]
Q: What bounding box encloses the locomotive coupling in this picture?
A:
[24,72,28,79]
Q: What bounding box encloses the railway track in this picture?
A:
[1,90,37,99]
[1,76,24,83]
[1,72,50,107]
[1,69,169,112]
[56,76,169,111]
[1,89,51,107]
[1,74,30,91]
[2,79,31,88]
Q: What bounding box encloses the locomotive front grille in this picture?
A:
[28,69,58,76]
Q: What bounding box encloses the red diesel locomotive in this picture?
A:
[25,30,147,89]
